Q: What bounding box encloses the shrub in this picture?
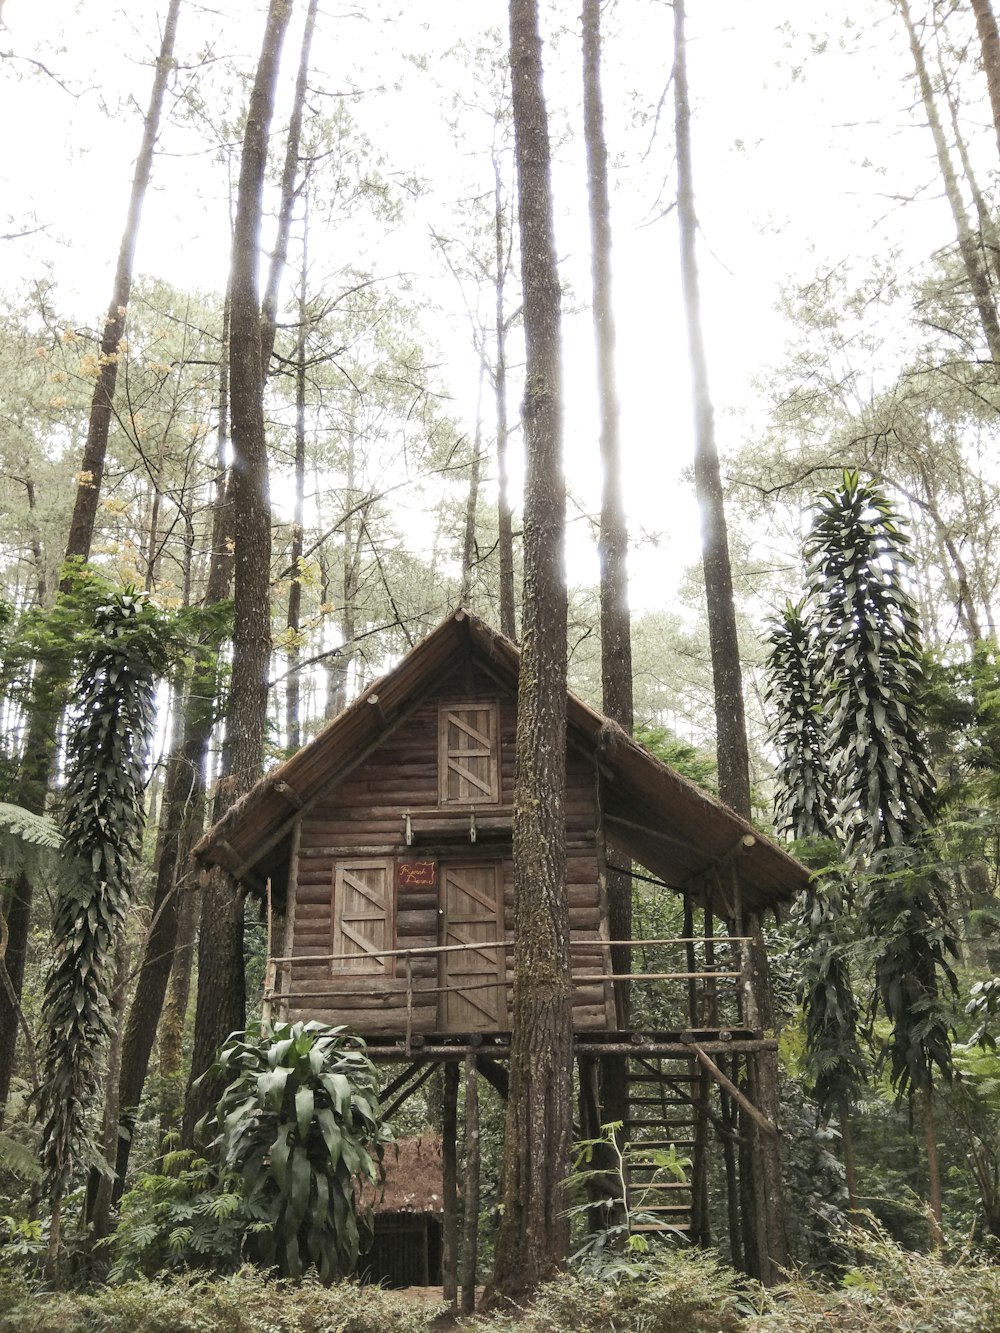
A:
[197,1021,388,1282]
[0,1270,444,1333]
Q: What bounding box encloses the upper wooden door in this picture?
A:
[438,702,500,804]
[440,862,505,1031]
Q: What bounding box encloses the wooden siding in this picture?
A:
[282,662,614,1036]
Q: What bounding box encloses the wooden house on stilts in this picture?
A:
[194,609,809,1290]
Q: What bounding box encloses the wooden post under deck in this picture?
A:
[442,1063,459,1306]
[460,1053,480,1313]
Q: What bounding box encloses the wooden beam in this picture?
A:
[381,1061,437,1122]
[683,1041,777,1139]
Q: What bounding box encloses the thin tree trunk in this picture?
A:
[923,1083,944,1247]
[61,0,182,581]
[673,0,751,821]
[971,0,1000,160]
[898,0,1000,365]
[494,156,517,641]
[442,1062,459,1307]
[87,926,129,1241]
[674,3,786,1280]
[839,1093,859,1217]
[489,0,571,1305]
[158,876,197,1162]
[286,216,308,751]
[260,0,318,378]
[460,1055,481,1314]
[460,366,485,607]
[583,0,633,1164]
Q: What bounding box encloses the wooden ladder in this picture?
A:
[624,1056,702,1243]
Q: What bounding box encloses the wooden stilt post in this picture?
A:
[460,1053,480,1314]
[442,1063,459,1307]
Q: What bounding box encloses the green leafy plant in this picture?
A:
[564,1122,690,1281]
[37,589,171,1261]
[109,1153,264,1281]
[197,1021,389,1282]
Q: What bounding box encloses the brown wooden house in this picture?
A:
[194,608,809,1289]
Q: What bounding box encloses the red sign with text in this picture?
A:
[396,860,437,889]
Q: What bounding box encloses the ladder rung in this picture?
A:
[629,1098,693,1109]
[629,1183,693,1194]
[627,1119,694,1130]
[628,1139,696,1149]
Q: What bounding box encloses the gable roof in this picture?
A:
[193,608,809,913]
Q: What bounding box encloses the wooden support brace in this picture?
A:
[683,1040,777,1139]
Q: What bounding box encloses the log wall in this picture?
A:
[280,660,615,1035]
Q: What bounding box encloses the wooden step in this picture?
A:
[626,1118,695,1130]
[628,1095,693,1106]
[629,1181,691,1194]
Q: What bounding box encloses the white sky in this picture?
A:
[0,0,979,615]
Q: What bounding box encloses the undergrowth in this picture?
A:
[0,1270,443,1333]
[3,1230,1000,1332]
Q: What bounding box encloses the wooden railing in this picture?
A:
[262,935,750,1050]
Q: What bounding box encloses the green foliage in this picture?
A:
[472,1249,748,1332]
[860,849,958,1097]
[743,1222,1000,1331]
[0,802,60,850]
[764,599,836,841]
[564,1123,690,1282]
[791,869,867,1116]
[38,590,167,1202]
[804,470,936,861]
[772,472,958,1107]
[634,723,717,791]
[110,1154,263,1281]
[197,1021,388,1283]
[0,1269,444,1333]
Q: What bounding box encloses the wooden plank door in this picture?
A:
[332,859,393,975]
[440,862,505,1031]
[438,703,500,804]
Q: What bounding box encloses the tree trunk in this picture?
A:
[0,661,63,1115]
[922,1082,944,1248]
[86,925,129,1242]
[971,0,1000,160]
[113,656,224,1189]
[460,367,485,608]
[460,1055,481,1314]
[61,0,182,582]
[583,0,633,1162]
[898,0,1000,366]
[673,0,751,820]
[488,0,571,1305]
[260,0,318,379]
[286,219,308,751]
[674,3,786,1279]
[158,877,197,1162]
[494,156,517,641]
[184,0,295,1134]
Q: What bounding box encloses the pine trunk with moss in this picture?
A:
[488,0,572,1305]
